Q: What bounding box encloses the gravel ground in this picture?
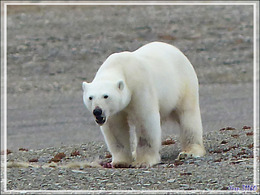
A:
[6,5,253,93]
[4,126,258,192]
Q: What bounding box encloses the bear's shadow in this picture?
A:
[160,148,180,163]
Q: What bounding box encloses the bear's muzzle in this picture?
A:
[93,107,106,125]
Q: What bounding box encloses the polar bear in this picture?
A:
[82,42,206,167]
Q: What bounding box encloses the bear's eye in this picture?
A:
[89,96,93,100]
[103,95,109,99]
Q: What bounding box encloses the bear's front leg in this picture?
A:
[132,112,161,167]
[100,113,133,168]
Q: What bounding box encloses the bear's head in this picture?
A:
[82,80,131,126]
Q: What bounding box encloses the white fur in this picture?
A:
[82,42,206,167]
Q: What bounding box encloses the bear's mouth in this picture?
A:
[95,116,106,126]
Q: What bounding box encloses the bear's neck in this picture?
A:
[94,67,124,83]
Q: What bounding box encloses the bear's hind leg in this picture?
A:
[177,105,206,159]
[101,113,133,168]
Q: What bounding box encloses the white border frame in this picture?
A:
[1,1,259,194]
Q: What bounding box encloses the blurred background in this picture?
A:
[5,4,254,150]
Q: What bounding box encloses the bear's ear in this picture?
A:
[117,80,124,91]
[82,81,89,92]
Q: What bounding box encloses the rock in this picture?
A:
[167,179,176,183]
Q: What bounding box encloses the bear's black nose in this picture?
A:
[93,107,102,117]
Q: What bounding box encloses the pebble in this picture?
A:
[71,170,87,174]
[167,179,176,183]
[180,184,189,188]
